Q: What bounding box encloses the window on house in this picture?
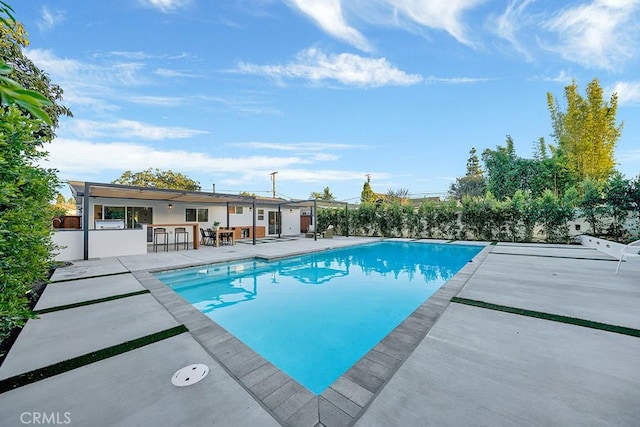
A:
[104,206,125,220]
[228,206,244,214]
[575,224,581,231]
[185,208,197,222]
[197,208,208,222]
[126,207,153,229]
[258,209,264,220]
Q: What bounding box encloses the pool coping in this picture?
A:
[133,240,493,426]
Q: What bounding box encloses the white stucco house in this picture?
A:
[53,181,312,261]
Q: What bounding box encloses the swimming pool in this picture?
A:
[155,241,482,394]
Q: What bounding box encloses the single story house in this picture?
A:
[53,181,317,261]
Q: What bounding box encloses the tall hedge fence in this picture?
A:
[316,191,638,244]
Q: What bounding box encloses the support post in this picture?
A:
[83,182,90,260]
[252,197,257,245]
[345,202,349,237]
[277,204,281,238]
[313,198,317,241]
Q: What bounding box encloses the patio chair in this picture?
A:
[322,225,334,239]
[153,227,169,252]
[305,224,315,238]
[174,227,188,251]
[200,228,213,246]
[615,239,640,274]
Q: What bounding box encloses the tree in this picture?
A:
[385,188,409,204]
[360,181,376,204]
[112,168,201,191]
[603,172,633,239]
[547,78,622,184]
[579,178,605,235]
[310,186,335,201]
[0,2,71,131]
[482,135,518,200]
[0,1,69,344]
[449,147,486,200]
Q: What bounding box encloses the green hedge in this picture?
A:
[0,108,60,344]
[316,189,638,243]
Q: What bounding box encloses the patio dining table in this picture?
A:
[211,228,236,247]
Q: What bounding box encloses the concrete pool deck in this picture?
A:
[0,237,638,426]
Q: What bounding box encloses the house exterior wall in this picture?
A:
[57,194,302,260]
[52,227,147,261]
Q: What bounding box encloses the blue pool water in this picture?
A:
[155,241,481,394]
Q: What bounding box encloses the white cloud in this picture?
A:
[234,47,423,87]
[543,0,640,70]
[618,150,640,162]
[38,6,65,31]
[43,139,376,189]
[127,95,186,107]
[289,0,372,51]
[287,0,485,50]
[530,70,574,84]
[492,0,535,60]
[610,81,640,105]
[26,49,149,94]
[154,68,203,79]
[45,139,308,175]
[231,142,370,151]
[138,0,192,13]
[425,76,489,84]
[62,119,208,140]
[380,0,487,47]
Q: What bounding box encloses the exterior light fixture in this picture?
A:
[168,204,173,210]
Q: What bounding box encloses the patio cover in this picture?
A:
[66,181,349,260]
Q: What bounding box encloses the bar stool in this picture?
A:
[174,227,188,251]
[153,227,169,252]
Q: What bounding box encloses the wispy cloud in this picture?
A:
[45,139,307,175]
[138,0,192,13]
[43,139,377,188]
[287,0,485,50]
[27,49,150,90]
[617,150,640,165]
[153,68,203,79]
[38,6,65,31]
[491,0,535,60]
[610,81,640,106]
[230,142,370,151]
[381,0,487,47]
[63,119,209,140]
[234,47,423,87]
[126,95,187,107]
[530,70,574,84]
[198,94,283,115]
[425,75,489,84]
[288,0,372,51]
[543,0,640,70]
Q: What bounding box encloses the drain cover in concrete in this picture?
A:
[171,364,209,387]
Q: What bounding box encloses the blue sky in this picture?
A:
[15,0,640,201]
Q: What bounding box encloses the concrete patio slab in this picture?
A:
[50,258,128,281]
[0,294,179,380]
[35,273,144,311]
[0,333,280,427]
[356,303,640,426]
[492,242,615,260]
[2,238,638,427]
[458,250,640,329]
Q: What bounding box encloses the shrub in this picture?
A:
[0,107,60,342]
